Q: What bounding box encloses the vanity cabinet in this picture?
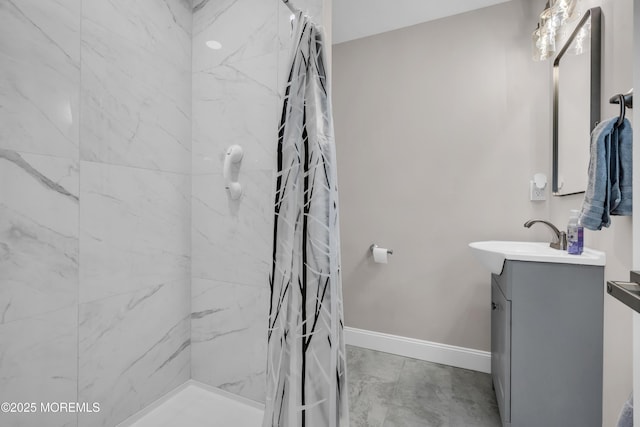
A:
[490,260,604,427]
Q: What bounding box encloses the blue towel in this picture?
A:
[612,118,633,215]
[579,117,633,230]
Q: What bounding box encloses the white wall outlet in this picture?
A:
[529,180,546,201]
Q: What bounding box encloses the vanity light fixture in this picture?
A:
[532,0,583,61]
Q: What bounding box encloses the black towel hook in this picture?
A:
[610,90,633,127]
[616,94,626,127]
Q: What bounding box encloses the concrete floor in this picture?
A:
[347,345,501,427]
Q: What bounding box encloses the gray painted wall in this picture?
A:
[332,0,632,425]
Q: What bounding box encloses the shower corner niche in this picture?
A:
[491,260,604,427]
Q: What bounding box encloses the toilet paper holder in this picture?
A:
[370,244,393,255]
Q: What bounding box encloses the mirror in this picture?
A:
[552,7,601,195]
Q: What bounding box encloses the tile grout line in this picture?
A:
[77,1,83,425]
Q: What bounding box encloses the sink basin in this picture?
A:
[469,241,606,275]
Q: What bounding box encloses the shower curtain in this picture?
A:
[263,11,349,427]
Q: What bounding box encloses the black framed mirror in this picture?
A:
[552,7,601,196]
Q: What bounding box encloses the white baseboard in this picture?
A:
[344,327,491,374]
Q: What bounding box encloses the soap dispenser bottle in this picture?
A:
[567,209,584,255]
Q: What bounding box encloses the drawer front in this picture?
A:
[491,279,511,424]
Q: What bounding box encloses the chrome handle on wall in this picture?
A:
[223,145,243,200]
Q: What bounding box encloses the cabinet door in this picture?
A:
[491,279,511,424]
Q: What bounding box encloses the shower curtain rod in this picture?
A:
[282,0,300,15]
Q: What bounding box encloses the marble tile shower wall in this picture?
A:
[190,0,324,403]
[0,1,192,426]
[1,0,327,424]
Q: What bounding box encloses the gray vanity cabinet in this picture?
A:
[491,279,511,422]
[490,260,604,427]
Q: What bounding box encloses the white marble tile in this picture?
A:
[80,5,191,173]
[191,278,269,402]
[277,0,301,52]
[79,161,190,303]
[192,0,278,73]
[0,150,78,323]
[0,306,78,427]
[78,282,190,427]
[0,0,80,159]
[192,52,279,175]
[82,0,191,67]
[191,170,273,287]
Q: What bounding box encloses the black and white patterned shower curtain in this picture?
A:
[263,12,349,427]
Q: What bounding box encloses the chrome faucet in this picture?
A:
[524,220,567,250]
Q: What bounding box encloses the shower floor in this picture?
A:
[117,382,264,427]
